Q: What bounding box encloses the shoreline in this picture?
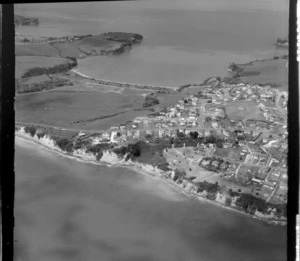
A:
[15,131,287,226]
[70,69,178,91]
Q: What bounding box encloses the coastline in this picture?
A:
[15,130,287,226]
[70,69,178,91]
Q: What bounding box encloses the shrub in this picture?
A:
[228,188,240,197]
[36,132,45,139]
[96,151,103,161]
[173,169,186,181]
[196,181,220,194]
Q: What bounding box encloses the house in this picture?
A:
[133,130,140,139]
[78,132,86,137]
[201,159,210,166]
[110,131,117,142]
[102,132,110,140]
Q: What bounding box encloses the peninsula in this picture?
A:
[15,21,288,225]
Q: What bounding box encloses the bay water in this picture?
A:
[15,0,289,86]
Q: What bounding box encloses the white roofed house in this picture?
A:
[204,130,210,137]
[78,132,86,137]
[185,129,190,135]
[158,129,164,138]
[133,130,140,139]
[212,122,218,129]
[110,131,117,143]
[102,132,110,141]
[146,130,153,136]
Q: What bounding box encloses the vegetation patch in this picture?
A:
[142,93,160,108]
[16,56,76,79]
[16,78,73,94]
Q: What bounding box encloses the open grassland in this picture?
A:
[16,56,71,79]
[15,90,146,130]
[16,35,124,58]
[75,35,121,51]
[225,101,263,122]
[156,92,187,108]
[15,44,60,57]
[238,58,288,89]
[79,110,153,131]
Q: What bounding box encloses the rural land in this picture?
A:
[15,15,288,225]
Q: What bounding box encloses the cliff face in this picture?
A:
[100,150,124,164]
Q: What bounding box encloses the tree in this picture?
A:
[206,135,217,144]
[55,137,73,153]
[189,131,199,140]
[216,139,223,148]
[24,126,36,137]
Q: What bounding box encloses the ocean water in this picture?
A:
[15,137,286,261]
[15,0,289,85]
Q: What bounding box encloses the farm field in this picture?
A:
[80,110,154,131]
[15,90,145,129]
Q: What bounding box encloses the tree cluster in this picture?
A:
[196,181,221,200]
[24,126,36,137]
[53,137,74,153]
[173,169,186,182]
[235,193,286,218]
[143,93,160,108]
[22,60,77,78]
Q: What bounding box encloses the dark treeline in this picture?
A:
[22,58,77,78]
[16,78,72,94]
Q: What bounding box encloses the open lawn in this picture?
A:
[16,56,71,79]
[164,147,214,182]
[236,165,257,186]
[212,147,243,161]
[225,101,263,122]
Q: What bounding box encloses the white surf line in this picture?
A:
[71,69,177,89]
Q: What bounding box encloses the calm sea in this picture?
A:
[15,0,289,86]
[15,137,286,261]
